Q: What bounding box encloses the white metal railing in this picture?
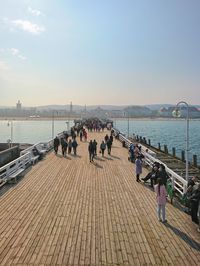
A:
[143,151,188,195]
[113,128,156,158]
[0,132,66,185]
[113,128,188,195]
[0,153,31,181]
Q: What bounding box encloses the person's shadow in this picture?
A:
[91,161,103,169]
[103,156,113,161]
[164,223,200,250]
[94,156,105,162]
[110,155,121,160]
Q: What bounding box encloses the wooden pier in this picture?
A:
[0,131,200,265]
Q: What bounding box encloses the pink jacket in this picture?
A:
[154,184,167,205]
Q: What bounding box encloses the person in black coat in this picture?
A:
[106,138,112,155]
[141,162,160,187]
[157,164,170,186]
[188,184,200,224]
[53,136,60,155]
[88,140,95,162]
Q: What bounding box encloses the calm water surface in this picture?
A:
[0,119,200,163]
[114,119,200,162]
[0,120,74,144]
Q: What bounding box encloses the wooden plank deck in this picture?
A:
[0,131,199,265]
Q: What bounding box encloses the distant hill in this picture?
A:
[36,105,128,111]
[145,104,174,110]
[1,104,200,111]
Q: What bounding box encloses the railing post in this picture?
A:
[183,183,187,194]
[193,155,197,167]
[181,150,185,162]
[158,143,161,150]
[164,145,168,154]
[172,147,176,157]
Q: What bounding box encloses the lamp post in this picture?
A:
[66,121,69,131]
[127,107,130,138]
[7,120,13,148]
[52,110,58,139]
[172,101,189,182]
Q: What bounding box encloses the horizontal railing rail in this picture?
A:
[0,131,66,186]
[113,128,156,158]
[0,152,31,181]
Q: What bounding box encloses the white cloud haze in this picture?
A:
[28,7,44,17]
[12,19,45,34]
[9,48,26,60]
[0,60,9,70]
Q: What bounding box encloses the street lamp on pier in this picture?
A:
[127,107,130,138]
[7,120,13,148]
[172,101,189,182]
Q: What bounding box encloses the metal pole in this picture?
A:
[52,111,54,139]
[127,109,129,138]
[176,101,189,182]
[11,120,13,147]
[186,104,189,182]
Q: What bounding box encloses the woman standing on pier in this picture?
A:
[135,155,142,182]
[154,178,167,223]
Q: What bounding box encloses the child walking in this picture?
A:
[154,178,167,223]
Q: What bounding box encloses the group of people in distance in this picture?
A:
[88,133,113,162]
[53,133,78,157]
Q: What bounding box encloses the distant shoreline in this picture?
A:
[0,116,199,121]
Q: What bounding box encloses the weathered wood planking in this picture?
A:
[0,131,199,265]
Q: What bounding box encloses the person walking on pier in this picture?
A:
[135,155,142,182]
[53,136,60,155]
[72,139,78,155]
[100,140,106,157]
[68,139,72,154]
[88,140,95,162]
[106,138,112,155]
[154,178,167,223]
[93,139,97,156]
[80,130,83,141]
[61,137,68,157]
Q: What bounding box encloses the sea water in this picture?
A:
[0,119,200,163]
[114,119,200,163]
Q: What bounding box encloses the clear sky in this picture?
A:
[0,0,200,106]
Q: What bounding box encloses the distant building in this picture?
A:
[70,102,73,113]
[16,100,22,110]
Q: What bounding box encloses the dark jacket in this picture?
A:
[54,137,60,147]
[88,142,94,153]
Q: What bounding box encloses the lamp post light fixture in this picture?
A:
[172,101,189,182]
[7,120,13,148]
